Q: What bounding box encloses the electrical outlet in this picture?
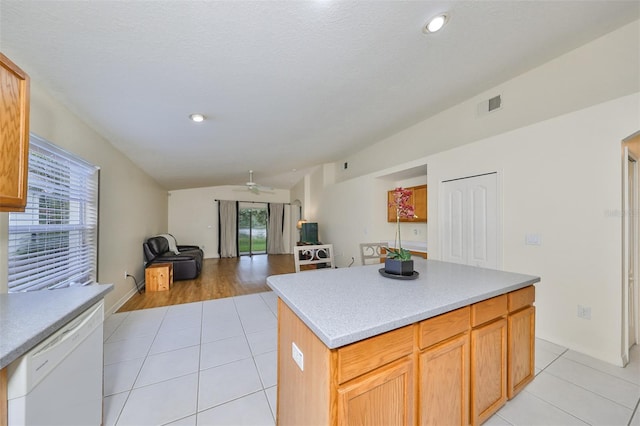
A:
[577,304,592,320]
[525,233,542,246]
[292,342,304,371]
[124,270,128,279]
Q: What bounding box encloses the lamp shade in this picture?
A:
[296,219,307,229]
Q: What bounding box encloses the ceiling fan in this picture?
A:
[237,170,274,194]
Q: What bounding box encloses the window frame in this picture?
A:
[7,133,100,292]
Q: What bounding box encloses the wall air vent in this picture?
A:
[477,94,503,117]
[488,95,502,111]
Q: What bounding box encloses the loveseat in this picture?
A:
[143,235,204,281]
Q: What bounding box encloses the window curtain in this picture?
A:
[218,200,238,258]
[267,203,286,254]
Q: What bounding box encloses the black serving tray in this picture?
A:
[378,268,420,280]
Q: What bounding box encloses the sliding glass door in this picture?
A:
[238,202,267,256]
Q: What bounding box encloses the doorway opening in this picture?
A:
[238,202,268,256]
[622,130,640,365]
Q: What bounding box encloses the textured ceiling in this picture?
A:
[1,1,638,190]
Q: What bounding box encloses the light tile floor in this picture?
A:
[103,291,640,426]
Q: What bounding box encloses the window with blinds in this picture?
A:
[8,134,99,292]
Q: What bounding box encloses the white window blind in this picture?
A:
[8,134,99,292]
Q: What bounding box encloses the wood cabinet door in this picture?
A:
[412,185,427,222]
[0,53,30,212]
[337,357,414,426]
[508,306,535,399]
[470,318,507,426]
[387,185,427,223]
[387,190,401,222]
[1,367,7,426]
[419,333,469,426]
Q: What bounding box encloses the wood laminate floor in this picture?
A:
[117,254,295,312]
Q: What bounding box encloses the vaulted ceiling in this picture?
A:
[1,1,637,190]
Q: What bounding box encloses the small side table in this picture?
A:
[145,263,173,292]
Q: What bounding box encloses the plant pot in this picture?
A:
[384,258,414,276]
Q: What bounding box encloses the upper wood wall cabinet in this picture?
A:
[387,184,427,223]
[0,52,30,212]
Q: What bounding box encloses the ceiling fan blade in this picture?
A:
[237,169,275,194]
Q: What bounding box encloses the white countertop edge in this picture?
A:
[268,260,540,350]
[272,278,538,349]
[0,284,114,369]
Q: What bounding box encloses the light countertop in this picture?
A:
[267,259,539,349]
[0,284,113,369]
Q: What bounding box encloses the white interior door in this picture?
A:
[442,181,466,264]
[441,173,499,269]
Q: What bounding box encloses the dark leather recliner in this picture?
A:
[143,236,204,281]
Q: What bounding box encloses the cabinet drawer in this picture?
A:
[471,295,507,327]
[337,357,414,425]
[337,325,413,384]
[508,286,535,313]
[419,306,470,349]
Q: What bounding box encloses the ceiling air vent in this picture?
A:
[477,94,503,117]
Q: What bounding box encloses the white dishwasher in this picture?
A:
[7,300,104,426]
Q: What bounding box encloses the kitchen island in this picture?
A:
[267,259,540,425]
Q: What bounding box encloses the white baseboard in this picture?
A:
[105,281,144,318]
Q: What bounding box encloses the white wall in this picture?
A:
[314,169,429,268]
[335,20,640,183]
[290,178,306,218]
[168,186,290,258]
[290,178,305,247]
[311,20,640,365]
[316,173,379,267]
[306,166,325,223]
[428,93,638,365]
[317,93,639,365]
[0,80,168,314]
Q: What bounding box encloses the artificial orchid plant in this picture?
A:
[386,187,417,261]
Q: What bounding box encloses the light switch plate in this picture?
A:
[525,233,542,246]
[292,342,304,371]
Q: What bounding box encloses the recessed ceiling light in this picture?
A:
[189,113,205,122]
[423,13,448,34]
